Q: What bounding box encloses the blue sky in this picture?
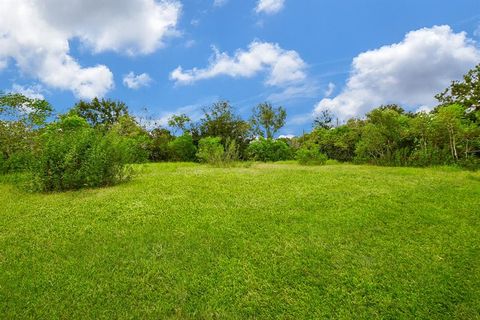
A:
[1,0,479,136]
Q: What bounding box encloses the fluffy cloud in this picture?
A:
[0,0,181,99]
[170,41,306,87]
[123,72,152,89]
[255,0,285,14]
[315,25,480,120]
[10,84,45,100]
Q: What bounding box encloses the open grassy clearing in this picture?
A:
[1,163,479,319]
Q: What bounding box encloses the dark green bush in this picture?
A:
[168,134,197,162]
[246,138,292,162]
[31,116,132,192]
[148,128,174,162]
[296,147,328,165]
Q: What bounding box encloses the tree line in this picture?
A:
[1,64,479,191]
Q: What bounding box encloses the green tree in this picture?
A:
[355,106,410,165]
[148,128,174,162]
[199,101,251,155]
[0,93,53,172]
[314,109,335,130]
[250,102,287,139]
[434,104,465,161]
[436,64,480,110]
[110,115,150,163]
[0,92,53,127]
[168,113,192,134]
[71,97,129,128]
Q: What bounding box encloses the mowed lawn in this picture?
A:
[1,163,479,319]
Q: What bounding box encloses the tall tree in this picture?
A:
[200,101,250,144]
[71,97,129,128]
[436,64,480,109]
[0,92,53,127]
[314,109,335,129]
[168,113,192,134]
[250,102,287,139]
[0,93,53,166]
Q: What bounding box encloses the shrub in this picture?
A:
[110,115,150,164]
[148,128,173,162]
[196,137,240,166]
[30,116,132,192]
[0,151,34,174]
[223,139,240,163]
[246,138,292,162]
[296,147,328,165]
[196,137,224,164]
[168,134,197,162]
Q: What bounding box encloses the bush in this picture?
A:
[246,138,292,162]
[110,115,150,164]
[148,128,173,162]
[168,134,197,162]
[196,137,240,166]
[0,151,34,174]
[30,116,132,192]
[196,137,224,164]
[296,147,328,165]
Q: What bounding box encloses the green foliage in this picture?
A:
[436,63,480,109]
[168,113,192,134]
[168,134,197,162]
[148,128,174,162]
[70,97,129,128]
[246,138,292,162]
[250,102,287,139]
[196,137,225,164]
[358,107,410,163]
[296,147,328,165]
[30,116,132,191]
[0,92,53,127]
[307,120,362,162]
[0,93,53,173]
[196,137,240,166]
[199,101,251,156]
[110,115,150,163]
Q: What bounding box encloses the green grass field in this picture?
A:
[1,163,479,319]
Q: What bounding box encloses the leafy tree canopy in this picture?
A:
[250,102,286,139]
[0,92,53,127]
[71,97,129,128]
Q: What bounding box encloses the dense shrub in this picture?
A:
[246,138,292,162]
[296,147,328,165]
[148,128,174,162]
[110,115,150,163]
[196,137,224,164]
[31,116,132,192]
[168,134,197,162]
[196,137,240,165]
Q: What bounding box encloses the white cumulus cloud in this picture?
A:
[256,0,285,15]
[315,25,480,120]
[10,84,46,100]
[123,72,152,89]
[0,0,181,99]
[170,41,307,87]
